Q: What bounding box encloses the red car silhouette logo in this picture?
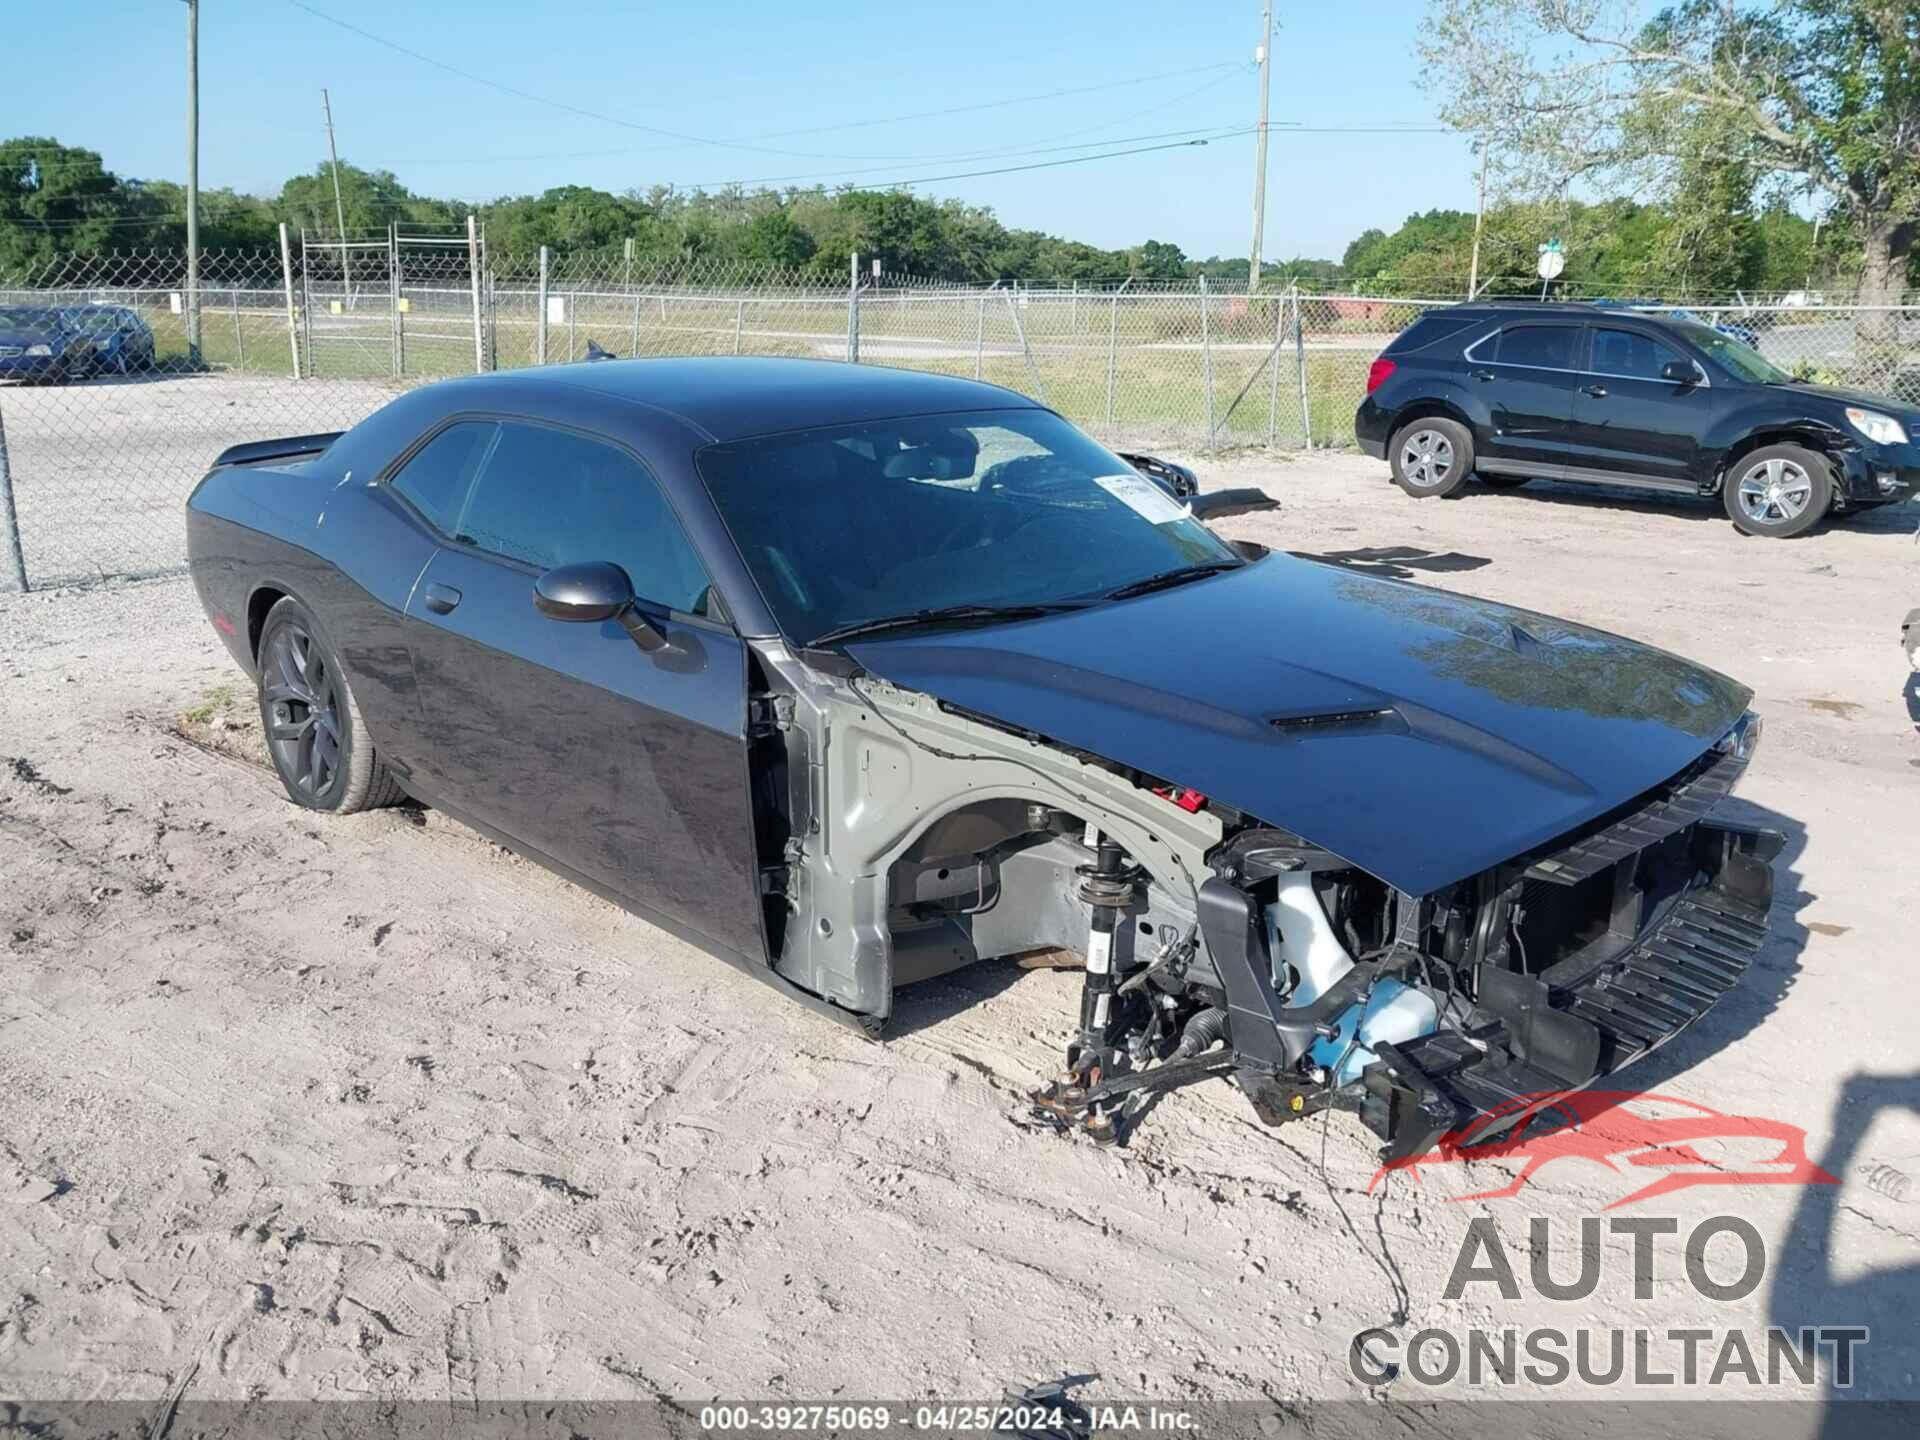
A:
[1369,1090,1839,1208]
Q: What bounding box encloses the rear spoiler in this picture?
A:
[212,432,343,469]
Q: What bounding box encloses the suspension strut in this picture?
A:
[1068,827,1140,1078]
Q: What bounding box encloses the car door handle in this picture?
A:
[1472,369,1495,382]
[423,582,462,615]
[1581,384,1608,398]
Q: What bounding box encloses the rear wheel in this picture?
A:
[1389,418,1474,498]
[1724,444,1832,538]
[256,597,404,813]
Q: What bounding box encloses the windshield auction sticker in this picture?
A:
[1093,472,1191,525]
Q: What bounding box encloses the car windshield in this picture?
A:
[65,308,124,331]
[697,408,1239,646]
[0,306,57,330]
[1666,318,1789,383]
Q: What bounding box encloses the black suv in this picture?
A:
[1354,302,1917,537]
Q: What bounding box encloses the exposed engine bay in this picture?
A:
[743,647,1777,1158]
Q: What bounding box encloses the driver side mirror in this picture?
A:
[533,561,673,653]
[1662,359,1704,386]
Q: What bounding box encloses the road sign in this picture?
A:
[1537,248,1566,281]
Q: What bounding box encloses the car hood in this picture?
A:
[0,326,56,346]
[847,555,1750,896]
[1776,380,1919,419]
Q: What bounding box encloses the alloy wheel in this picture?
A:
[1399,429,1455,488]
[263,623,343,801]
[1736,458,1813,525]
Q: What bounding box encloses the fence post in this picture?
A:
[974,294,985,379]
[1266,288,1282,447]
[536,247,550,366]
[847,251,860,363]
[734,297,744,355]
[388,224,403,378]
[1200,276,1215,452]
[278,223,300,379]
[1294,285,1312,449]
[299,235,315,377]
[567,289,576,363]
[1105,294,1119,436]
[460,216,483,374]
[630,244,643,355]
[1004,290,1047,405]
[0,401,26,593]
[229,287,244,371]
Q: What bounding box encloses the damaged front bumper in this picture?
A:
[1218,733,1780,1161]
[1332,821,1776,1160]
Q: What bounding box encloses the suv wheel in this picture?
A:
[1724,444,1832,538]
[1390,419,1473,498]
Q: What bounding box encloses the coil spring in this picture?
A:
[1860,1163,1913,1203]
[1075,863,1143,909]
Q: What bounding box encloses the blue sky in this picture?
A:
[10,0,1475,262]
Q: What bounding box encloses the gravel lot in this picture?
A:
[3,450,1918,1422]
[1,374,401,588]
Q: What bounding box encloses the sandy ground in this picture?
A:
[3,453,1920,1419]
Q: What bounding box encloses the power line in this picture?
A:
[651,124,1255,193]
[678,131,1251,198]
[282,0,1240,165]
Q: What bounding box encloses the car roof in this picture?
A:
[1431,301,1692,325]
[494,355,1043,443]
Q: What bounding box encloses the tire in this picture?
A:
[1723,444,1833,538]
[1389,418,1474,498]
[256,596,405,813]
[1477,475,1531,490]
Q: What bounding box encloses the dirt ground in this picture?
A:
[3,451,1919,1420]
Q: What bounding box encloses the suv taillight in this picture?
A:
[1366,358,1397,394]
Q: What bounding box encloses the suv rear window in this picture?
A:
[1384,314,1479,355]
[1493,325,1580,370]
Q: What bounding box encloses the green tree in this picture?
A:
[1420,0,1920,341]
[738,208,816,268]
[1130,239,1188,279]
[0,137,154,272]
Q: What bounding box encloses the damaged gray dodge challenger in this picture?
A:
[186,357,1778,1156]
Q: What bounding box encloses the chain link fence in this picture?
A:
[5,236,1920,591]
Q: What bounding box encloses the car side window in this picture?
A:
[1494,325,1579,370]
[454,421,714,616]
[1592,327,1687,381]
[389,421,498,534]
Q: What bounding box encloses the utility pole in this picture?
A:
[322,88,353,304]
[1467,142,1490,299]
[1247,0,1274,293]
[182,0,200,360]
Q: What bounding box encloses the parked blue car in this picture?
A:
[0,306,99,382]
[1591,299,1762,350]
[66,304,157,374]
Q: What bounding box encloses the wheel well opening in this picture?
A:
[246,587,287,660]
[1388,401,1470,436]
[885,797,1092,988]
[1718,430,1842,490]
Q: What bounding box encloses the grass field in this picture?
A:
[72,289,1391,451]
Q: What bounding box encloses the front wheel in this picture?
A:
[256,596,404,813]
[1389,418,1474,498]
[1723,445,1832,538]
